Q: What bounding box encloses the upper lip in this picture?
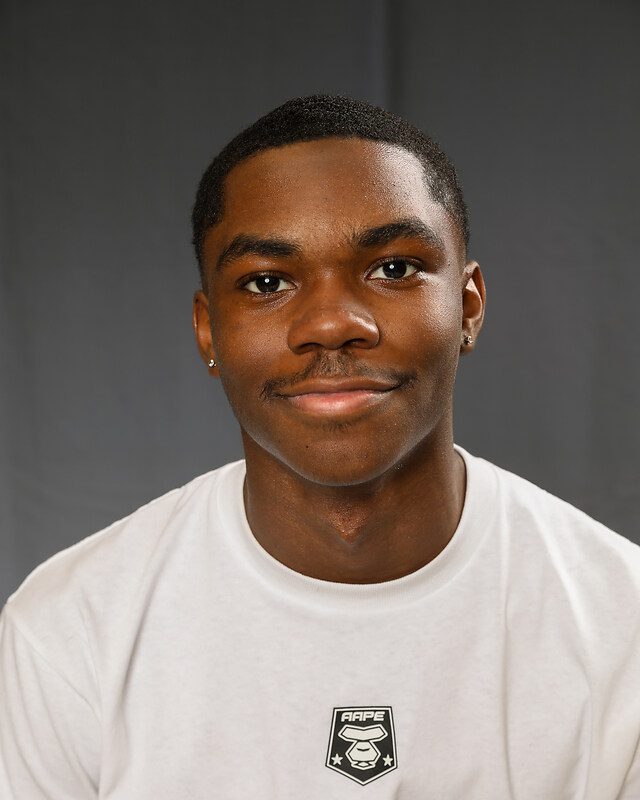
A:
[280,377,399,396]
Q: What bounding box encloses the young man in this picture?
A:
[1,95,639,798]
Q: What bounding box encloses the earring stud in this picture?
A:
[463,335,473,345]
[208,358,216,368]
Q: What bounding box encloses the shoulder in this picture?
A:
[468,449,640,657]
[3,461,243,637]
[484,452,640,573]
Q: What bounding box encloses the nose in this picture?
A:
[287,280,380,354]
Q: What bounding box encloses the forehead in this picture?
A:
[203,138,462,267]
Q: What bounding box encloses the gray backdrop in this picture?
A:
[1,0,638,604]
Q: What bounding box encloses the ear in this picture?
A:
[192,289,219,373]
[460,260,486,353]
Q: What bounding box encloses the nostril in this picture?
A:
[287,305,380,352]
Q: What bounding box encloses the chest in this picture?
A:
[97,596,619,799]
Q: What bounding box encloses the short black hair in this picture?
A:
[192,94,469,287]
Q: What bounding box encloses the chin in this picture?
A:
[290,458,390,487]
[238,400,445,487]
[275,435,421,487]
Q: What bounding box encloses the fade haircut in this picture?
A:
[191,94,469,287]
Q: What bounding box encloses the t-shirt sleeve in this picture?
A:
[0,605,101,799]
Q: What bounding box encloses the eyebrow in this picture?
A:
[352,218,445,252]
[216,234,302,273]
[214,216,445,273]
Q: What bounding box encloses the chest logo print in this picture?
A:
[325,706,397,785]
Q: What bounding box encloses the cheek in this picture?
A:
[382,283,462,362]
[210,311,283,416]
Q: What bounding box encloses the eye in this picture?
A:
[242,274,294,294]
[369,259,419,280]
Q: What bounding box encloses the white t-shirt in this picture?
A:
[1,444,640,799]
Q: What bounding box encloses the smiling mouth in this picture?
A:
[282,388,395,416]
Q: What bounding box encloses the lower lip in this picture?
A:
[283,389,393,415]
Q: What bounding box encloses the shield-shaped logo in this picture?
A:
[325,706,397,785]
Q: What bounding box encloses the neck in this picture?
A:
[241,421,466,584]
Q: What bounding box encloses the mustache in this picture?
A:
[261,354,417,400]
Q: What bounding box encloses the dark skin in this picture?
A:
[193,137,485,583]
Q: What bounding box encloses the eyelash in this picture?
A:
[238,258,423,295]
